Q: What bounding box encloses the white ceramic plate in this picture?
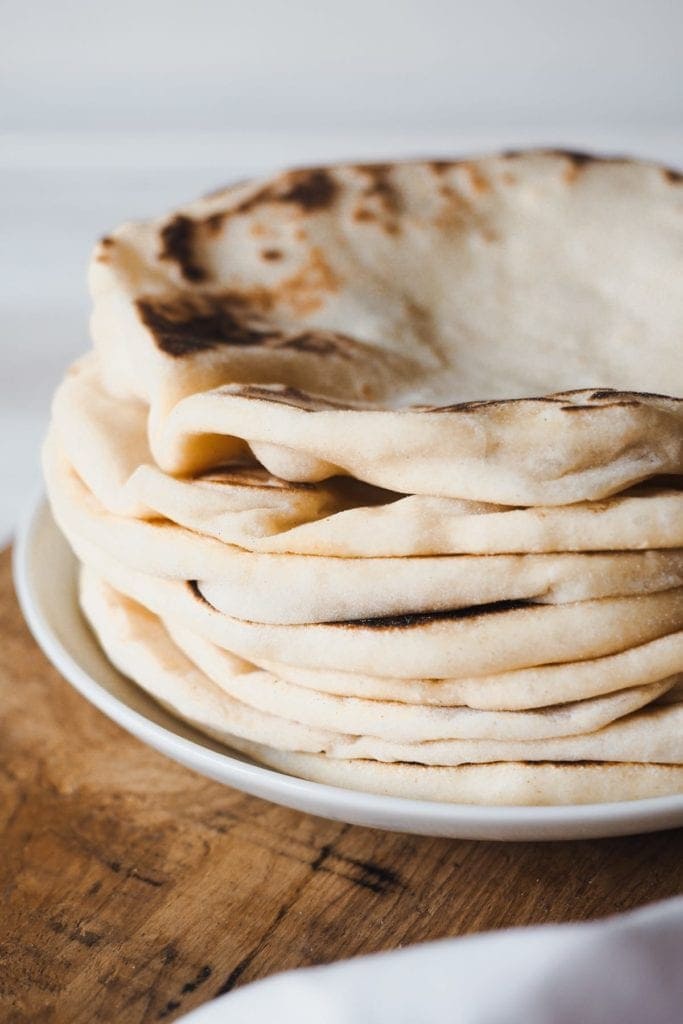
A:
[13,494,683,841]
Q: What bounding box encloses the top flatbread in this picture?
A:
[90,151,683,504]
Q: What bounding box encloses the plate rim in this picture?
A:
[13,490,683,840]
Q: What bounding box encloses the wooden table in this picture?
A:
[2,545,682,1023]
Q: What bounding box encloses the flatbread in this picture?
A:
[90,152,683,504]
[66,527,683,678]
[80,569,683,804]
[260,633,683,710]
[53,357,683,555]
[45,434,683,624]
[130,469,683,558]
[167,618,675,742]
[43,149,683,809]
[236,746,683,805]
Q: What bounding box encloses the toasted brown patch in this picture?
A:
[353,163,403,233]
[276,247,339,316]
[464,163,490,194]
[96,236,115,263]
[188,581,212,607]
[204,213,226,235]
[222,383,355,411]
[137,291,363,363]
[261,248,283,261]
[590,388,673,402]
[159,215,207,283]
[428,160,456,175]
[561,401,640,411]
[231,168,339,219]
[433,179,497,238]
[415,396,563,413]
[331,600,536,630]
[357,164,401,209]
[136,292,274,356]
[504,148,597,168]
[198,465,317,490]
[552,149,597,168]
[279,168,338,211]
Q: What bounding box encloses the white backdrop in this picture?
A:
[1,0,682,541]
[4,0,683,132]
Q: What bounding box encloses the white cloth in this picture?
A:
[178,898,683,1024]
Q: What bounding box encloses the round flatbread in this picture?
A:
[67,527,683,679]
[80,569,683,804]
[45,434,683,624]
[90,152,683,504]
[53,357,683,556]
[237,746,683,805]
[166,617,675,742]
[259,633,683,710]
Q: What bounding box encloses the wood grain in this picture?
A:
[1,545,681,1023]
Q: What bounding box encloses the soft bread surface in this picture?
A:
[53,358,683,556]
[89,153,683,503]
[80,571,683,793]
[44,435,683,624]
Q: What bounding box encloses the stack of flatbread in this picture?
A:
[44,151,683,805]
